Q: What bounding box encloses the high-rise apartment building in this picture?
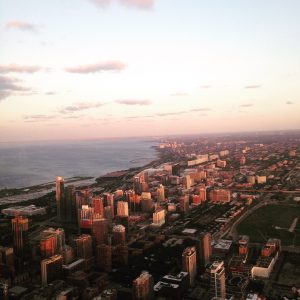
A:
[133,271,154,300]
[182,246,197,286]
[209,261,226,300]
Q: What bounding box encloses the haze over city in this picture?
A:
[0,0,300,142]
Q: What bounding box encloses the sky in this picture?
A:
[0,0,299,142]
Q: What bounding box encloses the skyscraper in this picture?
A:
[75,234,94,270]
[41,254,63,285]
[96,244,112,272]
[117,201,129,217]
[182,246,197,286]
[92,218,109,246]
[41,228,65,254]
[152,209,165,226]
[112,225,126,245]
[133,271,154,300]
[92,197,104,217]
[56,176,64,221]
[75,234,93,260]
[198,233,212,267]
[209,261,226,300]
[198,185,207,202]
[179,195,189,213]
[156,184,165,202]
[11,216,29,258]
[103,193,115,218]
[40,233,57,259]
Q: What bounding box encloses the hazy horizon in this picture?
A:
[1,0,300,142]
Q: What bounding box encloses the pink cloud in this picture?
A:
[90,0,155,9]
[0,64,45,74]
[119,0,155,9]
[5,20,39,32]
[65,61,126,73]
[115,99,152,105]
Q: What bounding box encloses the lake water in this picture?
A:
[0,138,158,189]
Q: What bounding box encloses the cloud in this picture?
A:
[192,108,211,112]
[244,85,261,89]
[90,0,155,9]
[240,103,254,108]
[200,85,211,89]
[156,111,186,117]
[119,0,154,9]
[90,0,112,7]
[0,75,31,100]
[286,101,294,105]
[45,91,56,95]
[24,114,56,122]
[115,99,152,105]
[170,92,188,96]
[0,64,46,74]
[58,102,104,114]
[5,20,39,32]
[65,61,126,73]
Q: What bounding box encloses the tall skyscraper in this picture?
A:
[42,228,65,254]
[183,175,192,189]
[41,254,63,285]
[96,244,112,272]
[40,233,57,259]
[198,185,207,202]
[11,216,29,258]
[179,195,189,213]
[198,233,212,267]
[92,197,104,217]
[112,225,126,245]
[117,201,129,217]
[75,234,94,270]
[75,234,93,260]
[152,209,165,226]
[0,247,14,269]
[56,176,65,221]
[103,193,115,218]
[92,218,108,246]
[64,185,77,224]
[209,261,226,300]
[182,246,197,286]
[156,184,165,202]
[133,271,154,300]
[115,244,128,267]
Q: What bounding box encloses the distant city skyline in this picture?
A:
[0,0,299,142]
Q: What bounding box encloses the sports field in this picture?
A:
[237,204,300,246]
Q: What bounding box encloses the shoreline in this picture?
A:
[0,147,164,206]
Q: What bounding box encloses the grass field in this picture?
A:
[237,204,300,246]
